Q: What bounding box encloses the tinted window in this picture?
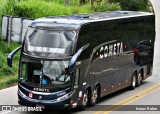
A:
[76,16,155,60]
[23,27,76,57]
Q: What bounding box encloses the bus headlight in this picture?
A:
[57,90,76,102]
[57,92,71,102]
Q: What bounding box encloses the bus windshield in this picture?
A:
[23,27,76,57]
[20,56,70,87]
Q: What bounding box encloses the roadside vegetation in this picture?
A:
[0,0,151,89]
[0,41,20,90]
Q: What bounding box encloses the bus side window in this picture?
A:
[74,69,80,87]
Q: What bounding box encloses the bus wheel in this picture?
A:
[130,73,136,90]
[90,86,98,106]
[136,72,142,87]
[79,90,88,110]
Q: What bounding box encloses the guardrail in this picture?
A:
[1,15,34,43]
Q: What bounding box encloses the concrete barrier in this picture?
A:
[1,16,34,43]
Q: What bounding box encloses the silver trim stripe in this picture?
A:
[19,84,70,95]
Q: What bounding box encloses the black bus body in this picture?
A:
[8,11,155,110]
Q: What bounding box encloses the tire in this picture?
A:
[79,90,89,110]
[136,72,142,87]
[90,86,98,106]
[130,73,136,90]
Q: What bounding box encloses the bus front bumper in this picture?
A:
[18,90,75,110]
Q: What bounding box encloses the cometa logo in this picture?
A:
[100,42,123,59]
[33,88,49,92]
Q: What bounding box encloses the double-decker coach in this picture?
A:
[8,11,155,110]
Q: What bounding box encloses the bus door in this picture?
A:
[72,65,84,107]
[68,44,89,105]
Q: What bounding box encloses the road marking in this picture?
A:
[94,83,160,114]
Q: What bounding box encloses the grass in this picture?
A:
[13,0,93,18]
[0,75,18,90]
[0,40,20,90]
[0,0,20,90]
[0,0,121,25]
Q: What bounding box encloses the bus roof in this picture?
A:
[31,11,153,28]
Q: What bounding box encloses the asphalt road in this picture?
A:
[0,74,160,114]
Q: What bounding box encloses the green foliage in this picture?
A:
[0,0,18,15]
[53,0,79,5]
[0,0,20,90]
[109,0,150,11]
[0,75,17,90]
[95,0,121,12]
[12,0,93,18]
[76,4,94,14]
[0,40,20,89]
[0,41,20,78]
[7,0,122,19]
[0,0,19,33]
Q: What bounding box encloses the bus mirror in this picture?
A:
[7,46,22,68]
[69,44,89,73]
[68,48,83,73]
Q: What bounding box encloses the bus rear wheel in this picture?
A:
[130,73,136,90]
[90,86,98,106]
[136,72,142,87]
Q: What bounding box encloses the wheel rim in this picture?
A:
[132,75,136,87]
[92,87,98,103]
[138,73,142,84]
[82,91,88,106]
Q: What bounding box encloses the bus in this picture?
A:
[7,11,155,110]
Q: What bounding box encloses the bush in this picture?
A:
[0,0,18,15]
[109,0,150,11]
[0,0,18,33]
[53,0,80,5]
[11,0,122,19]
[13,0,93,18]
[95,0,121,12]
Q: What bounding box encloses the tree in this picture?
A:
[90,0,94,8]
